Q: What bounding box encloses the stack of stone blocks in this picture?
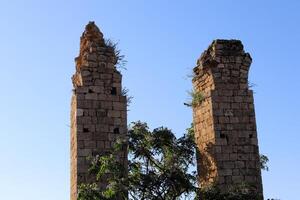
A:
[192,40,263,197]
[70,22,127,200]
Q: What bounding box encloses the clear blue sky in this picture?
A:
[0,0,299,199]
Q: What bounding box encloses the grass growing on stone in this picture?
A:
[104,38,127,70]
[185,90,205,107]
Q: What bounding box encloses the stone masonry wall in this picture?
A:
[70,22,127,200]
[192,40,263,197]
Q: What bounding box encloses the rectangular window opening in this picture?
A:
[83,128,89,133]
[113,128,120,134]
[111,87,117,95]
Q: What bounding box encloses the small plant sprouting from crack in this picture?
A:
[248,81,257,89]
[104,39,127,70]
[184,90,205,107]
[260,154,269,171]
[184,67,198,81]
[186,70,196,80]
[121,87,133,108]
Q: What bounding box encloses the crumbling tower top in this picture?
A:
[193,39,252,92]
[79,21,105,49]
[72,22,119,87]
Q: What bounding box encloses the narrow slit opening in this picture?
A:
[111,87,117,95]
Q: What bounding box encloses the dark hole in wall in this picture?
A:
[88,89,94,93]
[249,134,253,138]
[220,133,229,143]
[83,128,89,133]
[111,87,117,95]
[113,128,120,134]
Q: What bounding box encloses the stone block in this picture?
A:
[113,102,126,111]
[107,110,121,118]
[232,176,244,183]
[235,161,245,168]
[77,109,84,117]
[85,93,98,100]
[219,169,232,176]
[78,149,92,157]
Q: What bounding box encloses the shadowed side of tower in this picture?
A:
[70,22,127,200]
[192,40,263,198]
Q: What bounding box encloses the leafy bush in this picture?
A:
[78,122,265,200]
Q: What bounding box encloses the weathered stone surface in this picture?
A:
[70,21,127,200]
[192,40,263,198]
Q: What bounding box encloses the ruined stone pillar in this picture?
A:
[192,40,263,197]
[70,22,127,200]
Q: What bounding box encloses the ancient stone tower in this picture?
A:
[192,40,263,197]
[70,22,127,200]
